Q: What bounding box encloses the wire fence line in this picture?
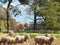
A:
[19,30,60,34]
[0,30,60,34]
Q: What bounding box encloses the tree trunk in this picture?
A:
[33,0,37,30]
[6,9,9,31]
[33,11,37,30]
[7,0,12,31]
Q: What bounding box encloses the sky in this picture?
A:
[0,0,44,23]
[0,0,34,23]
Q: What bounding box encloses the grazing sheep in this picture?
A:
[15,33,31,45]
[14,22,30,32]
[0,35,8,45]
[34,36,56,45]
[34,36,46,45]
[0,30,15,45]
[5,36,16,45]
[43,36,56,45]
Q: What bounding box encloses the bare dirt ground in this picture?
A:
[17,38,60,45]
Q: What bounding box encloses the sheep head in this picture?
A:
[15,35,20,41]
[8,30,14,37]
[24,22,30,27]
[45,34,51,37]
[24,33,31,40]
[49,36,56,43]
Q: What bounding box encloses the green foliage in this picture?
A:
[39,2,60,30]
[18,0,29,4]
[4,0,7,3]
[38,0,48,6]
[2,0,60,30]
[50,0,60,2]
[0,5,17,31]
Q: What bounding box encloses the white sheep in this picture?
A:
[34,35,56,45]
[14,22,30,32]
[0,34,8,45]
[15,33,31,45]
[5,36,16,45]
[0,30,15,45]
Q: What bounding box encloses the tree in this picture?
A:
[31,0,48,30]
[18,0,48,30]
[39,1,60,30]
[7,0,12,31]
[0,0,13,31]
[18,0,29,4]
[0,4,17,31]
[2,0,60,30]
[0,0,20,31]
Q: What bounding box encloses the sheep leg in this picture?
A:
[35,42,37,45]
[14,42,17,45]
[24,42,27,45]
[8,42,10,45]
[11,42,15,45]
[12,43,14,45]
[13,43,16,45]
[10,43,13,45]
[26,42,29,45]
[46,44,48,45]
[40,42,43,45]
[0,43,1,45]
[24,42,29,45]
[12,43,15,45]
[49,43,51,45]
[5,42,7,45]
[3,43,6,45]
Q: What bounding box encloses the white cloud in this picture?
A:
[0,0,34,23]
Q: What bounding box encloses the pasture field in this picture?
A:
[0,32,60,38]
[18,33,60,38]
[15,33,60,45]
[17,38,60,45]
[18,33,60,45]
[0,32,60,45]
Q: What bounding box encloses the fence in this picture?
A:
[19,30,60,34]
[0,30,60,34]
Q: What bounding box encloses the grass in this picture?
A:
[18,32,60,38]
[0,32,60,38]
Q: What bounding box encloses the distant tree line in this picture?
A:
[0,0,60,31]
[0,5,17,31]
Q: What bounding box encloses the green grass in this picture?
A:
[0,32,4,35]
[17,33,60,38]
[0,32,60,38]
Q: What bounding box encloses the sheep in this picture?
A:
[34,36,47,45]
[4,30,15,45]
[5,36,16,45]
[0,35,15,45]
[15,33,31,45]
[34,35,56,45]
[14,22,30,32]
[43,36,56,45]
[0,30,15,45]
[0,35,8,45]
